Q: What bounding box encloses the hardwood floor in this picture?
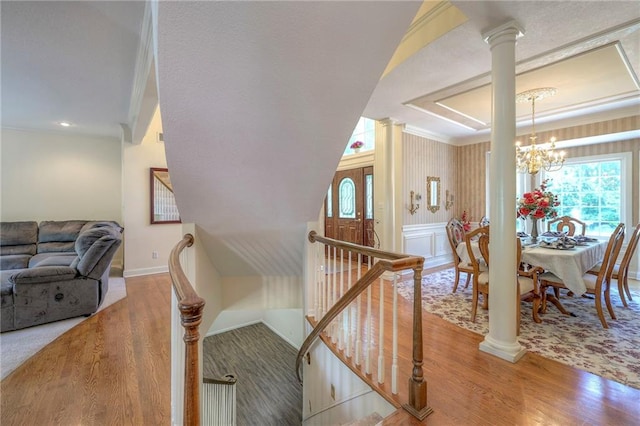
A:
[2,271,638,425]
[0,273,172,425]
[203,323,302,425]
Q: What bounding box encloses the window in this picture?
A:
[365,174,373,220]
[338,178,356,218]
[541,152,632,237]
[326,184,332,218]
[344,117,375,155]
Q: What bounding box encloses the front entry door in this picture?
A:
[325,167,373,247]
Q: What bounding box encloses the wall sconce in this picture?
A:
[408,190,421,215]
[445,190,454,211]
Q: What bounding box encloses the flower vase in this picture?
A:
[530,218,539,242]
[353,148,361,153]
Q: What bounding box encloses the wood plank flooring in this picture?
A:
[2,271,638,425]
[203,323,302,425]
[0,273,172,425]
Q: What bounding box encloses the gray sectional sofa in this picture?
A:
[1,220,123,332]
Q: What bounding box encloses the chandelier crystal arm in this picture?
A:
[515,87,565,175]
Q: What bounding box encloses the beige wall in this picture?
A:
[1,128,122,223]
[122,106,182,276]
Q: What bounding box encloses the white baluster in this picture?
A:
[365,256,372,375]
[331,246,337,343]
[339,249,345,350]
[346,250,352,358]
[377,275,385,384]
[355,253,362,366]
[392,274,399,394]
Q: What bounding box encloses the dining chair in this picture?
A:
[539,223,625,328]
[474,231,542,334]
[446,218,473,293]
[479,216,490,227]
[587,222,640,307]
[547,215,586,236]
[466,226,490,322]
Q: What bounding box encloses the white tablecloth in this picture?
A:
[456,240,608,296]
[521,241,608,296]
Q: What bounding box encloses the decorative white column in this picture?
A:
[480,21,526,362]
[374,118,404,253]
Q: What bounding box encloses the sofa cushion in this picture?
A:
[80,221,123,234]
[0,221,38,246]
[29,253,78,268]
[75,227,121,279]
[37,220,87,249]
[9,266,77,285]
[36,241,76,253]
[0,244,37,256]
[0,254,31,270]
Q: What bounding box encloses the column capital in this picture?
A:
[378,117,404,128]
[482,20,524,45]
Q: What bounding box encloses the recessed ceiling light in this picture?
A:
[59,121,72,127]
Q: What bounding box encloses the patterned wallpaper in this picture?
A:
[402,132,457,225]
[456,116,640,226]
[403,115,639,226]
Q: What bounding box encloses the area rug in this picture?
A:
[396,268,640,389]
[0,277,127,380]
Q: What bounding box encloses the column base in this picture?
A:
[479,335,526,363]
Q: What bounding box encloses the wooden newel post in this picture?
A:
[403,262,433,420]
[180,298,205,426]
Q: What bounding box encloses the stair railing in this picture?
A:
[296,231,433,420]
[169,233,205,426]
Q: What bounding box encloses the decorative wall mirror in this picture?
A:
[426,176,440,213]
[150,167,181,224]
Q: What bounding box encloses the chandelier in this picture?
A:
[515,87,565,175]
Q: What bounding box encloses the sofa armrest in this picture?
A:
[9,266,77,285]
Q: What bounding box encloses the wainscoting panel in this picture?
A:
[402,223,452,269]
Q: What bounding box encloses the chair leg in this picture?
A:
[464,272,471,289]
[623,275,633,302]
[471,285,478,322]
[543,287,571,316]
[604,288,617,320]
[531,295,541,324]
[540,286,548,313]
[618,272,631,307]
[594,293,609,329]
[516,295,521,336]
[452,268,460,293]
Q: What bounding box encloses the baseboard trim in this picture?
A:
[205,319,262,337]
[123,265,169,277]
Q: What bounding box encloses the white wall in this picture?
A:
[1,128,122,222]
[1,128,123,266]
[122,106,182,276]
[302,332,395,425]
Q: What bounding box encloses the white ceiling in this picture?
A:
[1,1,145,138]
[1,1,638,143]
[365,1,640,145]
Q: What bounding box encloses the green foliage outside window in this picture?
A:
[544,159,621,236]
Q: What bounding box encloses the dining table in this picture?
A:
[456,238,608,296]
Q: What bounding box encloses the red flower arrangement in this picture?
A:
[517,179,560,220]
[350,140,364,149]
[460,210,471,232]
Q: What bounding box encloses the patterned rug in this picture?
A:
[396,268,640,389]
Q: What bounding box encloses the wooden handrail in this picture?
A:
[204,374,237,385]
[169,233,205,426]
[299,231,432,420]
